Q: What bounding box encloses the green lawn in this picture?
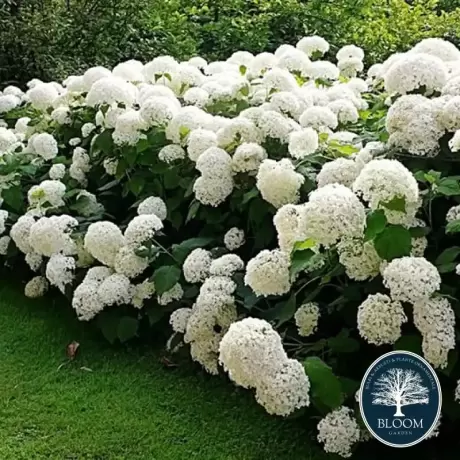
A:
[0,283,326,460]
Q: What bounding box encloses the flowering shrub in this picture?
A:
[2,35,460,456]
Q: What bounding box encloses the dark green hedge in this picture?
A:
[2,0,460,85]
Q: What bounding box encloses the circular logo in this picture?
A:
[359,350,441,448]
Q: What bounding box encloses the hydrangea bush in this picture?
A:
[1,36,460,456]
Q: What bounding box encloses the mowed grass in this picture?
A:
[0,283,326,460]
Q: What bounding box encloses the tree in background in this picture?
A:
[2,0,460,85]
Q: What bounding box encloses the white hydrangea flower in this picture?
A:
[217,117,262,148]
[158,144,186,163]
[328,99,359,124]
[273,204,306,253]
[219,318,287,387]
[224,228,245,251]
[98,273,133,306]
[337,238,381,281]
[183,248,212,283]
[112,59,144,82]
[256,158,304,209]
[84,221,125,267]
[28,180,66,209]
[255,359,310,416]
[0,209,8,235]
[257,110,297,143]
[137,196,167,220]
[288,128,319,159]
[353,159,419,224]
[0,127,18,154]
[316,158,360,189]
[231,143,267,174]
[245,249,291,297]
[124,214,163,249]
[183,87,210,107]
[0,235,11,255]
[413,297,455,369]
[300,106,338,131]
[193,176,234,207]
[306,61,340,81]
[299,184,366,247]
[32,133,58,160]
[86,76,137,107]
[49,163,66,180]
[143,56,180,82]
[384,53,447,95]
[103,157,119,175]
[25,276,49,298]
[29,215,77,257]
[186,129,218,161]
[446,204,460,222]
[69,137,81,147]
[210,254,244,277]
[170,308,192,333]
[10,215,36,254]
[114,246,149,279]
[81,122,96,138]
[45,254,75,294]
[72,280,104,321]
[317,406,360,458]
[383,257,441,304]
[166,106,211,144]
[158,283,184,306]
[139,96,179,127]
[357,293,407,345]
[132,279,156,308]
[410,38,460,62]
[338,58,364,78]
[455,380,460,402]
[51,106,71,125]
[295,303,320,337]
[28,82,59,110]
[0,94,20,113]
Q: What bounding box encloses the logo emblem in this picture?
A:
[359,350,441,448]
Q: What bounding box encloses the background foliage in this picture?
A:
[2,0,460,85]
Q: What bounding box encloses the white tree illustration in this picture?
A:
[371,368,429,417]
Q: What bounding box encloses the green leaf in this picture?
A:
[117,316,139,343]
[239,65,247,75]
[97,311,119,344]
[179,126,190,140]
[380,196,406,212]
[304,357,344,410]
[93,129,113,155]
[123,147,138,167]
[435,247,460,265]
[409,226,430,237]
[152,266,181,295]
[290,249,315,279]
[437,262,457,273]
[328,330,360,353]
[146,307,165,326]
[136,138,150,153]
[374,225,412,261]
[436,178,460,196]
[364,209,387,241]
[186,200,200,223]
[262,294,296,327]
[171,237,214,264]
[292,238,316,252]
[393,334,422,354]
[2,185,23,212]
[128,175,145,196]
[446,220,460,234]
[339,377,360,398]
[242,188,259,205]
